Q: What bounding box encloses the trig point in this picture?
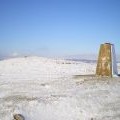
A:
[96,43,118,77]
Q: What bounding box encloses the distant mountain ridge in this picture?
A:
[0,54,120,62]
[65,54,120,62]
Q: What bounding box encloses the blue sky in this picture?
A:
[0,0,120,57]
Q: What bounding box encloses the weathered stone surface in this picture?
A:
[13,114,25,120]
[96,43,112,77]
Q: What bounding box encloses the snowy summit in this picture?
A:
[0,56,120,120]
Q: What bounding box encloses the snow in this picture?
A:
[0,56,120,120]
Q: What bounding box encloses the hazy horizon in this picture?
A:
[0,53,120,62]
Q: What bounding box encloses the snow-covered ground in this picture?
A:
[0,56,120,120]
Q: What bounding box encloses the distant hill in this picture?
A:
[0,54,120,63]
[65,54,120,63]
[65,54,97,60]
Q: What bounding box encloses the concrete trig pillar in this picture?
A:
[96,43,118,77]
